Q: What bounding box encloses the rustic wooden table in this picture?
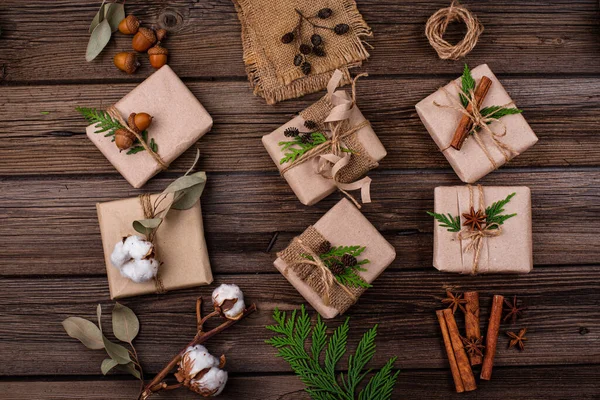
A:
[1,0,599,399]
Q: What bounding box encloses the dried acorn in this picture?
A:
[115,128,137,150]
[132,27,157,52]
[113,52,140,74]
[311,34,322,47]
[293,54,304,66]
[318,8,333,19]
[301,61,312,75]
[118,15,140,35]
[281,32,295,44]
[334,23,350,35]
[148,45,168,69]
[299,44,312,55]
[128,112,153,132]
[155,28,167,42]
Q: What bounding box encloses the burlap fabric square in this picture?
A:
[232,0,372,104]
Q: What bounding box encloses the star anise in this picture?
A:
[462,207,487,231]
[506,328,527,351]
[441,291,467,314]
[461,336,485,358]
[503,295,527,324]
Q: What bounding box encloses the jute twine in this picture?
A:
[425,0,483,60]
[139,193,167,294]
[107,106,168,170]
[457,185,502,275]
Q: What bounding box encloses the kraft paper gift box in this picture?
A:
[97,195,213,299]
[262,71,387,206]
[274,198,396,319]
[416,64,538,183]
[432,185,532,275]
[86,65,213,188]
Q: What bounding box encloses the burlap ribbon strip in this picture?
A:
[107,106,168,170]
[457,185,502,275]
[434,83,519,170]
[280,69,378,208]
[278,226,366,314]
[139,193,167,294]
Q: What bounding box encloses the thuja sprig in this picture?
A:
[460,64,522,122]
[428,192,517,232]
[303,245,371,289]
[266,305,400,400]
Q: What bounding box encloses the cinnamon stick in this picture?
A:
[450,76,493,150]
[443,309,477,391]
[481,294,504,380]
[464,291,482,365]
[436,310,465,393]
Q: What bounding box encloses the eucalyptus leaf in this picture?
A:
[171,173,207,210]
[97,304,132,365]
[62,317,104,350]
[105,3,125,32]
[163,172,207,195]
[86,19,112,62]
[133,218,162,236]
[118,362,142,379]
[101,358,118,375]
[89,0,107,33]
[112,302,139,343]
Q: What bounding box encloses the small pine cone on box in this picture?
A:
[329,261,346,276]
[342,253,357,267]
[316,240,331,255]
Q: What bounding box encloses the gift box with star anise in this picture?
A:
[429,185,532,274]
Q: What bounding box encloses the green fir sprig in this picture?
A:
[303,246,371,289]
[265,305,400,400]
[76,107,159,156]
[428,192,517,232]
[279,132,328,164]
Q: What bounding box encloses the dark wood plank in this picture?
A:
[0,1,599,83]
[1,170,598,276]
[4,365,600,399]
[2,76,600,176]
[0,268,598,376]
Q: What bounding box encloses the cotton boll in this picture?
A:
[184,345,221,377]
[189,367,228,397]
[212,284,245,320]
[110,239,130,268]
[123,235,153,259]
[119,258,159,283]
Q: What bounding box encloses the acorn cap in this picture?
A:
[148,45,169,55]
[127,113,140,133]
[124,15,140,34]
[138,27,156,44]
[156,28,167,42]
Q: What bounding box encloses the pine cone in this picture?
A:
[313,46,326,57]
[311,34,322,47]
[334,24,350,35]
[304,120,319,130]
[281,32,294,44]
[301,61,312,75]
[299,44,312,55]
[316,240,331,255]
[342,254,357,267]
[300,133,313,143]
[284,127,300,137]
[318,8,333,19]
[329,262,346,276]
[293,54,304,66]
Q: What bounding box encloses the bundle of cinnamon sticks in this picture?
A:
[436,291,505,393]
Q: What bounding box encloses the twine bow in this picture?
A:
[435,83,518,169]
[139,193,167,294]
[288,238,358,307]
[457,185,502,274]
[107,106,169,170]
[280,70,373,208]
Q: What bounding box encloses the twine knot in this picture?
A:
[425,0,483,60]
[138,193,167,294]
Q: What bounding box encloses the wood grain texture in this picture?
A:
[0,269,599,376]
[1,76,600,175]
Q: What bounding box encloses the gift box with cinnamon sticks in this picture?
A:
[416,64,538,183]
[430,185,532,274]
[262,70,387,206]
[274,198,396,319]
[85,65,213,188]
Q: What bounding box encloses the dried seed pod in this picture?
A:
[342,253,358,267]
[313,46,326,57]
[299,44,312,55]
[155,28,167,42]
[293,54,304,66]
[334,23,350,35]
[318,8,333,19]
[301,61,312,75]
[148,44,169,69]
[329,262,345,276]
[311,34,322,47]
[316,240,331,255]
[115,128,137,150]
[132,27,157,52]
[284,127,300,137]
[113,52,140,74]
[281,32,295,44]
[118,15,140,35]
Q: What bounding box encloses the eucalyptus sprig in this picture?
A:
[62,303,143,386]
[86,0,125,61]
[266,305,400,400]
